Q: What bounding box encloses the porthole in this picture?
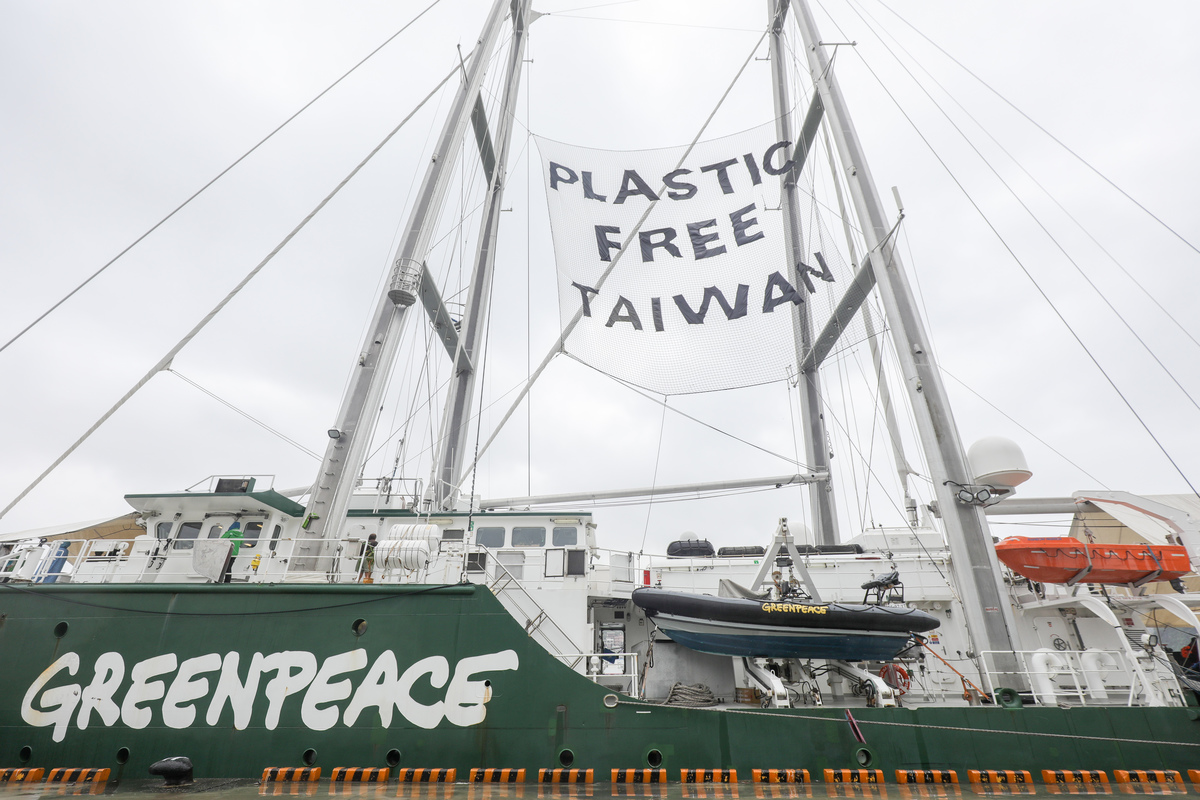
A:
[53,621,69,638]
[351,619,368,636]
[386,750,402,768]
[302,749,318,767]
[559,749,575,768]
[116,747,130,765]
[855,747,874,767]
[646,749,663,768]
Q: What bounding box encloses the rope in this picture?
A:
[662,682,719,707]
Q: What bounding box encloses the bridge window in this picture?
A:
[552,526,577,546]
[512,527,546,547]
[244,521,263,548]
[155,522,173,539]
[174,521,202,550]
[477,527,505,548]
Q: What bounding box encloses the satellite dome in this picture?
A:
[968,437,1032,489]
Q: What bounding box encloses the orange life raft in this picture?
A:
[994,536,1190,585]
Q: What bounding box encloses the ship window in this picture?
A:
[477,527,505,548]
[207,525,223,539]
[567,549,587,576]
[244,521,263,548]
[155,522,173,539]
[268,525,283,552]
[553,526,578,546]
[512,526,546,547]
[497,551,525,581]
[174,522,202,550]
[442,529,465,541]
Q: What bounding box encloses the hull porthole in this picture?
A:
[647,750,663,768]
[559,750,575,768]
[303,749,318,767]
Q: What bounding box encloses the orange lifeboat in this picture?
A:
[994,536,1191,585]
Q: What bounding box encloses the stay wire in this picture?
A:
[0,64,461,522]
[845,0,1200,417]
[572,356,812,471]
[0,0,448,357]
[167,369,320,460]
[638,397,670,554]
[862,1,1200,356]
[873,0,1200,261]
[813,0,1200,499]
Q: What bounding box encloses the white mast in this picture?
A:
[293,0,514,570]
[768,0,840,546]
[431,0,533,511]
[789,0,1019,660]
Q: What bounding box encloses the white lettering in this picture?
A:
[21,652,81,743]
[395,655,449,730]
[22,647,518,740]
[206,652,264,730]
[121,653,177,729]
[260,652,317,730]
[301,649,368,731]
[444,650,519,727]
[344,650,399,727]
[163,653,222,729]
[77,652,124,730]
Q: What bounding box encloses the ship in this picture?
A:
[2,0,1200,787]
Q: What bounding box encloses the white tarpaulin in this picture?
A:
[536,124,843,395]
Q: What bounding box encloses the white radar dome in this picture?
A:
[968,437,1032,489]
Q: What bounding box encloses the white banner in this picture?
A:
[536,124,834,395]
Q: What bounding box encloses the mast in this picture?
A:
[431,0,533,510]
[789,0,1020,659]
[768,0,840,546]
[293,0,513,570]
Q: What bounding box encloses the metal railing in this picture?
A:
[980,649,1145,707]
[554,652,640,698]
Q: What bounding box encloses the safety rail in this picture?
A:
[486,555,587,668]
[979,649,1148,707]
[597,546,954,601]
[552,652,640,698]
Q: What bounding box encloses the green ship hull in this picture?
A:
[2,582,1198,781]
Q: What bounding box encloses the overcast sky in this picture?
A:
[2,0,1198,553]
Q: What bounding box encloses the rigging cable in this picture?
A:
[0,63,462,522]
[866,7,1200,357]
[576,358,813,471]
[873,0,1200,262]
[813,0,1200,498]
[844,0,1200,417]
[462,24,771,475]
[939,367,1108,489]
[166,369,320,460]
[638,396,671,555]
[0,0,449,357]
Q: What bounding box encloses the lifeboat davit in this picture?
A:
[994,536,1191,585]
